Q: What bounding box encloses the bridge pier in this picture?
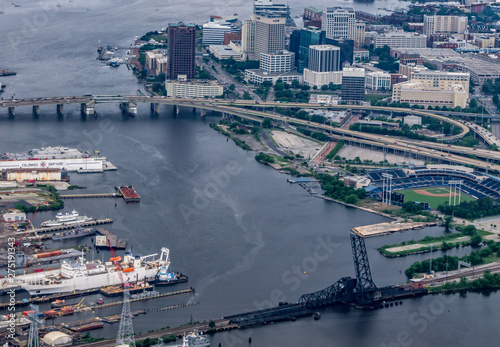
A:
[81,102,95,116]
[200,109,206,118]
[173,104,180,116]
[32,105,40,117]
[57,104,65,116]
[120,101,137,116]
[150,103,160,116]
[8,107,15,117]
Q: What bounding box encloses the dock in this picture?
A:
[59,193,119,199]
[118,186,140,202]
[0,288,100,309]
[24,219,114,236]
[351,222,437,238]
[95,228,127,249]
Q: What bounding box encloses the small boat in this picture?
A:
[51,299,66,308]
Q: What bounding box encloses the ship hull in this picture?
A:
[22,267,158,296]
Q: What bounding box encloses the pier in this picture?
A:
[59,186,139,203]
[59,193,119,199]
[23,218,113,236]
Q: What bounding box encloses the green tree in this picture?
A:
[321,84,329,91]
[470,234,482,246]
[228,84,235,91]
[262,118,272,128]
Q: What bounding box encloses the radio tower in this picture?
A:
[115,287,135,347]
[28,304,41,347]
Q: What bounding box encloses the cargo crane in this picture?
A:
[108,239,135,347]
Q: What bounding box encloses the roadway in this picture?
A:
[2,95,500,171]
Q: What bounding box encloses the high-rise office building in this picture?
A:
[168,22,196,80]
[298,26,326,72]
[355,20,366,45]
[254,14,286,60]
[322,7,355,40]
[308,45,340,72]
[241,19,256,60]
[259,51,295,73]
[202,21,239,46]
[341,67,365,103]
[289,29,301,65]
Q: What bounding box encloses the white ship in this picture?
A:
[174,331,210,347]
[41,210,92,227]
[0,146,114,172]
[21,248,171,296]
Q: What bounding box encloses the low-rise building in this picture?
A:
[303,69,343,87]
[354,49,369,62]
[404,115,422,127]
[392,82,467,108]
[474,35,496,49]
[365,71,391,91]
[165,80,223,98]
[208,44,242,60]
[3,209,27,222]
[368,32,427,49]
[244,69,303,85]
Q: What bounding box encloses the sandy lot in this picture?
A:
[270,130,322,159]
[337,145,426,166]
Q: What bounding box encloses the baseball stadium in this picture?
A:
[366,165,500,209]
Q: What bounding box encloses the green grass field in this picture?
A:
[400,186,476,209]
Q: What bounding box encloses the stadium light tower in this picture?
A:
[448,180,463,206]
[381,173,393,205]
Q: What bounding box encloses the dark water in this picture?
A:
[1,1,500,346]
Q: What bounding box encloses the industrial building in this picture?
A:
[1,168,68,182]
[3,209,27,222]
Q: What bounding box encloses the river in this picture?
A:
[1,1,499,346]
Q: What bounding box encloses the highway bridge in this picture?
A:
[1,95,500,172]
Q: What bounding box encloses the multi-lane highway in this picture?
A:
[1,95,500,171]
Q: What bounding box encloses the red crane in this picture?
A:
[108,238,130,289]
[14,204,41,246]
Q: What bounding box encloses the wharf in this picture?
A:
[0,289,100,310]
[100,283,153,297]
[59,193,119,199]
[24,219,113,236]
[101,310,146,324]
[351,221,436,238]
[95,228,127,249]
[118,186,140,202]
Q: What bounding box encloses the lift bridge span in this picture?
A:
[225,233,427,327]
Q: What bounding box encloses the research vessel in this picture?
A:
[21,247,171,296]
[41,210,92,227]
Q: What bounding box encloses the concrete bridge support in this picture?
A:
[8,107,15,117]
[57,104,65,116]
[200,109,206,118]
[81,102,95,116]
[32,105,40,117]
[119,102,137,116]
[173,104,180,116]
[150,103,160,116]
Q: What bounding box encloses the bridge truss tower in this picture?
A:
[350,233,378,304]
[115,288,135,347]
[28,304,41,347]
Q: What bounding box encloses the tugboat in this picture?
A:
[154,248,188,286]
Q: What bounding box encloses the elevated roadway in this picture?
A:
[1,95,499,171]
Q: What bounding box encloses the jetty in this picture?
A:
[351,221,437,238]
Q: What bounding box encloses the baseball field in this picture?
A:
[399,186,476,209]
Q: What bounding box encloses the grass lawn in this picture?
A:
[399,186,476,209]
[365,94,388,103]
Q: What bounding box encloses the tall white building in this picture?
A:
[322,7,356,40]
[252,14,286,60]
[259,51,294,73]
[355,20,366,45]
[423,15,468,36]
[241,19,256,60]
